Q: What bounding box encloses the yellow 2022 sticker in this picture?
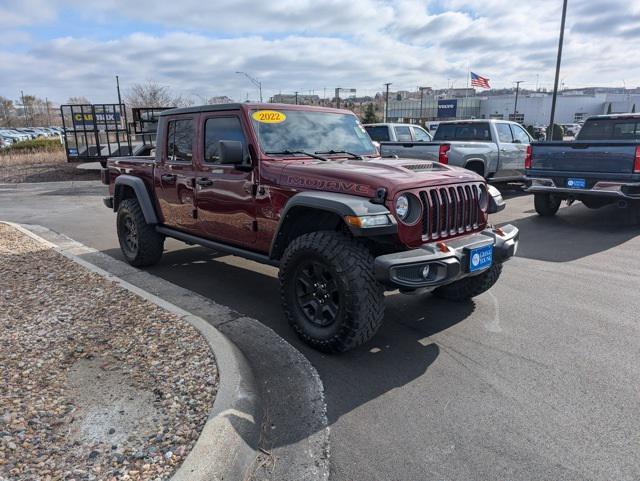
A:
[252,110,286,124]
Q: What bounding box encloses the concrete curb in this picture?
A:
[2,221,261,481]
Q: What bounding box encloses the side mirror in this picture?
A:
[487,184,506,214]
[219,140,244,165]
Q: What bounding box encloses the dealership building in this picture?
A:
[387,88,640,126]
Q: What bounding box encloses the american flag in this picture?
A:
[470,72,491,89]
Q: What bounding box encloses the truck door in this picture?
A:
[193,112,257,246]
[154,115,199,233]
[493,123,521,180]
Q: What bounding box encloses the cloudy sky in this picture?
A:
[1,0,639,104]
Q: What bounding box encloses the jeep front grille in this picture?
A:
[419,183,483,239]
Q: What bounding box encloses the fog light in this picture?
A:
[421,265,430,279]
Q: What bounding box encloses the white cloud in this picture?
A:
[1,0,640,103]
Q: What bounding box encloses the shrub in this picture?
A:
[2,138,64,154]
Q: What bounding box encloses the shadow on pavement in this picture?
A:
[506,202,640,262]
[101,244,474,444]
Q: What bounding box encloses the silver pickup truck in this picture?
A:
[376,119,533,182]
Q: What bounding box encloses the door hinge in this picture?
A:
[252,220,258,232]
[192,208,198,219]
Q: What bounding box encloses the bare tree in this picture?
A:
[67,96,91,105]
[124,81,192,108]
[0,96,16,127]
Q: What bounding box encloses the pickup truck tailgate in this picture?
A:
[531,142,637,173]
[379,142,440,161]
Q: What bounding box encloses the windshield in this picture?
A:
[434,123,491,141]
[251,109,377,156]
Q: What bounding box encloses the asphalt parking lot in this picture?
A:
[2,181,639,481]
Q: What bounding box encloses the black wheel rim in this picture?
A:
[121,215,138,256]
[294,260,341,327]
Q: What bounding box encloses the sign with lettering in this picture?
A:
[437,99,457,118]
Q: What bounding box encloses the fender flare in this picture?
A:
[269,191,396,259]
[113,175,159,225]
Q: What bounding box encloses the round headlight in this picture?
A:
[478,185,489,211]
[395,195,409,219]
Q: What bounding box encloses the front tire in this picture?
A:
[279,231,384,353]
[117,198,164,267]
[433,263,502,301]
[534,193,561,216]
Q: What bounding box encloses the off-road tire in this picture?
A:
[279,231,385,353]
[534,193,561,217]
[433,262,503,301]
[117,198,164,267]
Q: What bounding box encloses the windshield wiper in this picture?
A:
[265,150,328,161]
[315,150,363,160]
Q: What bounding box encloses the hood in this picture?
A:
[278,157,482,198]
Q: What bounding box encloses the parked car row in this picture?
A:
[364,114,638,219]
[0,126,63,147]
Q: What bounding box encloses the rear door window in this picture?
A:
[495,123,514,143]
[394,126,412,142]
[166,119,194,162]
[364,126,390,142]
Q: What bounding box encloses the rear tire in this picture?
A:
[279,231,385,353]
[117,198,164,267]
[433,263,502,301]
[534,193,561,216]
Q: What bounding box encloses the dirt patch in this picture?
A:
[67,357,165,448]
[0,224,218,481]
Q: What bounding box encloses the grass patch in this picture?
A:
[1,139,66,168]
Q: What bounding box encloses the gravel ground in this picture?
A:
[0,224,218,481]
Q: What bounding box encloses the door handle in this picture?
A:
[196,177,213,187]
[161,174,176,183]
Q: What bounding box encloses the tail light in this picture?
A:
[525,145,532,169]
[635,146,640,173]
[438,144,450,164]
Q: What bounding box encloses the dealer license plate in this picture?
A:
[469,244,493,273]
[567,178,586,189]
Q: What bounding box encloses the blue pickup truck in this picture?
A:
[527,113,640,216]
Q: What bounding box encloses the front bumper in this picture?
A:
[526,177,640,200]
[374,225,519,290]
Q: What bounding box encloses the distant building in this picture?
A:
[271,94,321,105]
[386,88,640,125]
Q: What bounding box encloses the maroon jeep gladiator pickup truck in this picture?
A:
[102,103,518,353]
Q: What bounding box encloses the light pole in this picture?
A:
[236,71,263,103]
[513,81,524,119]
[294,91,299,105]
[549,0,568,140]
[384,83,392,122]
[116,75,122,105]
[418,87,428,124]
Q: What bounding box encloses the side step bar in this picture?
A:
[156,226,280,267]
